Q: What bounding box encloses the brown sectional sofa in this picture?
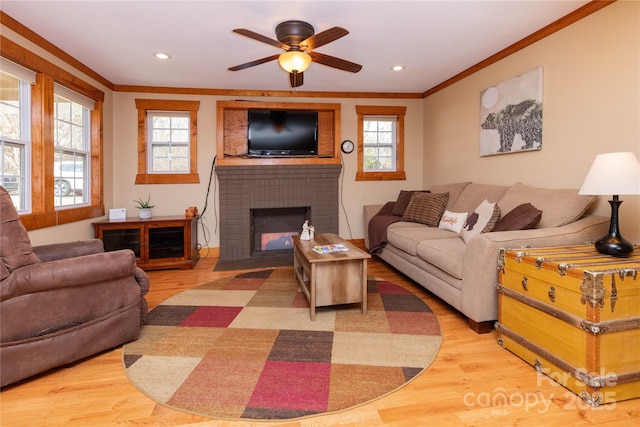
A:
[363,182,609,333]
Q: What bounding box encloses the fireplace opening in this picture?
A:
[251,207,310,255]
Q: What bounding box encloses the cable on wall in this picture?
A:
[339,152,354,240]
[196,154,218,257]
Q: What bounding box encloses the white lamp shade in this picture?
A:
[579,152,640,195]
[278,51,312,73]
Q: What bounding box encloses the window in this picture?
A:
[135,99,200,184]
[355,105,406,181]
[363,116,396,171]
[0,60,34,212]
[53,86,92,207]
[148,111,190,173]
[2,39,105,231]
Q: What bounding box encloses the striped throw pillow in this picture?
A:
[402,192,449,227]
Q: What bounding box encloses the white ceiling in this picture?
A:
[2,1,590,94]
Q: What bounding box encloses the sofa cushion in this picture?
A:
[0,187,40,279]
[438,210,468,234]
[428,182,471,210]
[497,182,596,228]
[492,203,543,231]
[402,192,449,227]
[391,190,429,216]
[450,183,509,214]
[416,237,466,280]
[387,222,456,256]
[460,199,501,243]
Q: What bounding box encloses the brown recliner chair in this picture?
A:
[0,186,150,387]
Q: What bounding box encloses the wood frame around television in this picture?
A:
[216,100,341,166]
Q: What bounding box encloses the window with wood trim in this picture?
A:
[53,85,93,207]
[0,60,33,212]
[355,105,406,181]
[1,47,105,231]
[135,99,200,184]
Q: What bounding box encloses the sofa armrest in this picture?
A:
[133,266,150,317]
[1,249,137,301]
[460,215,609,323]
[363,204,386,249]
[32,239,105,262]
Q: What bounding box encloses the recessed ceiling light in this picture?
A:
[391,65,405,71]
[153,52,172,60]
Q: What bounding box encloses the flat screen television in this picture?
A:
[248,109,318,157]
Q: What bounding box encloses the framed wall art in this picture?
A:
[480,67,543,156]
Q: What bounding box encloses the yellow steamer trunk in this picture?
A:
[496,245,640,407]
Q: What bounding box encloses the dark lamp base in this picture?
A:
[594,235,634,258]
[595,196,635,258]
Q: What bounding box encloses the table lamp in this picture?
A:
[579,152,640,257]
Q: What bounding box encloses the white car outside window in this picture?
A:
[54,162,84,197]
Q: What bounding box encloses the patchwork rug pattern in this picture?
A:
[123,268,442,420]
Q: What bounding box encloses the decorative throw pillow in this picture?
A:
[392,190,430,216]
[460,199,501,243]
[491,203,543,232]
[438,210,468,234]
[402,192,449,227]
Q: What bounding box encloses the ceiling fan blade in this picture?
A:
[232,29,288,49]
[301,27,348,51]
[228,54,280,71]
[308,51,362,73]
[289,72,304,88]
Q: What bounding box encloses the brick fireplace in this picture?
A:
[216,164,342,260]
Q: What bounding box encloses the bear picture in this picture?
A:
[480,67,543,156]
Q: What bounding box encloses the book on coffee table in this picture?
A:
[312,244,349,254]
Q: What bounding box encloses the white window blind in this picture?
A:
[53,83,95,111]
[0,57,36,84]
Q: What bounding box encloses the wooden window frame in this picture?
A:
[0,70,32,213]
[135,99,200,184]
[355,105,406,181]
[53,91,92,208]
[1,37,105,231]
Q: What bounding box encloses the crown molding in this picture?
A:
[0,11,114,90]
[2,1,615,100]
[422,0,615,97]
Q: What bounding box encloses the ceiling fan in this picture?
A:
[228,20,362,88]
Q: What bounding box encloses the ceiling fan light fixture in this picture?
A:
[278,51,312,73]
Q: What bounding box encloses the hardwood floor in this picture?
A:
[1,245,638,426]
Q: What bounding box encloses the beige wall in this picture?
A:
[111,94,424,248]
[2,21,422,247]
[10,1,639,246]
[422,1,640,243]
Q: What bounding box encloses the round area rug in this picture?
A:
[123,268,442,421]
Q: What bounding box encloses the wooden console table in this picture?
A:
[93,216,199,271]
[292,233,371,320]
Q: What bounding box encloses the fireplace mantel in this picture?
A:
[216,164,342,260]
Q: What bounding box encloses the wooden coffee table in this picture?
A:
[292,233,371,320]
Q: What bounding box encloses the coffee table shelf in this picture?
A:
[292,233,371,320]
